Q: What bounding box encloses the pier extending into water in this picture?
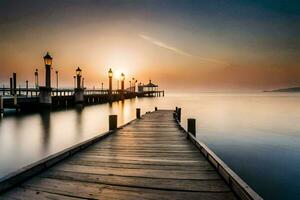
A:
[0,52,164,114]
[0,87,164,113]
[0,108,262,199]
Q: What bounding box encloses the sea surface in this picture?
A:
[0,93,300,200]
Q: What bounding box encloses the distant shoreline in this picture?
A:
[264,87,300,92]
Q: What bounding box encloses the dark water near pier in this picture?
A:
[1,93,300,199]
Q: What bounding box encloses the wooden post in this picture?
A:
[0,95,3,115]
[10,77,13,95]
[173,112,177,119]
[13,73,16,96]
[13,95,17,106]
[187,118,196,137]
[26,80,28,97]
[155,107,157,111]
[109,115,118,131]
[177,108,181,122]
[136,108,141,119]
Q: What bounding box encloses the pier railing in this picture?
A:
[173,108,263,200]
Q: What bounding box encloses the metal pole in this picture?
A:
[26,80,28,97]
[56,71,58,94]
[35,69,39,88]
[109,77,112,96]
[0,95,3,116]
[10,78,13,95]
[13,73,16,95]
[45,65,51,88]
[73,76,76,88]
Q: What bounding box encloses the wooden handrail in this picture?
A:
[174,112,263,200]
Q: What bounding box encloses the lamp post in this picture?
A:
[34,69,39,88]
[26,80,28,97]
[108,68,113,98]
[101,82,103,90]
[132,78,134,92]
[76,67,82,89]
[129,80,131,93]
[39,52,53,107]
[121,73,125,91]
[132,78,137,93]
[121,73,125,99]
[73,76,76,88]
[55,70,58,95]
[74,67,84,104]
[43,52,52,88]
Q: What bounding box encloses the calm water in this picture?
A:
[1,93,300,199]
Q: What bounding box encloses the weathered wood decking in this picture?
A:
[1,110,247,199]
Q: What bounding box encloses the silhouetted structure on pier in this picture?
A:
[138,80,164,97]
[0,52,164,114]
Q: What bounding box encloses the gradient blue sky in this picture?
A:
[0,0,299,91]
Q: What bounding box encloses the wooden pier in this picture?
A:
[0,88,164,113]
[0,109,262,200]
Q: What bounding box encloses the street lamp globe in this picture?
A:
[108,68,113,78]
[43,52,53,66]
[76,67,82,76]
[121,73,125,81]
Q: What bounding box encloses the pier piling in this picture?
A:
[13,73,16,96]
[136,108,141,119]
[109,115,117,131]
[9,78,13,95]
[177,107,181,122]
[187,118,196,136]
[0,96,3,116]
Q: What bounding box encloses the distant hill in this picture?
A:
[264,87,300,92]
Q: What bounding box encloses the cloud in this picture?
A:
[139,34,192,57]
[139,33,229,66]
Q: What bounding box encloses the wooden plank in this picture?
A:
[53,164,221,180]
[74,155,206,163]
[40,169,230,192]
[1,187,83,200]
[20,178,237,200]
[71,155,207,166]
[66,159,214,171]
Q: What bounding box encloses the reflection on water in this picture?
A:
[40,111,51,153]
[0,93,300,199]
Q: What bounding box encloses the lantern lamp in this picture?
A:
[43,52,53,66]
[76,67,82,76]
[108,68,113,78]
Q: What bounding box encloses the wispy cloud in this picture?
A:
[139,34,192,57]
[139,33,228,65]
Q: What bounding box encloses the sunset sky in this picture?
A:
[0,0,299,92]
